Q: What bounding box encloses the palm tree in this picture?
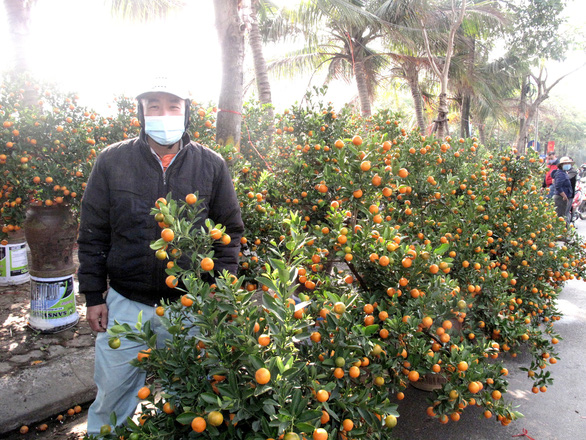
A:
[213,0,246,149]
[266,0,397,117]
[248,0,279,122]
[387,53,430,131]
[418,0,468,139]
[376,0,436,131]
[448,37,521,139]
[382,0,508,140]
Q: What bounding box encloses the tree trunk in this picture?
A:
[478,123,486,146]
[214,0,245,150]
[421,0,466,140]
[460,94,470,138]
[249,0,273,119]
[516,76,529,154]
[405,65,425,132]
[434,92,449,139]
[3,0,33,72]
[353,59,372,117]
[460,37,475,138]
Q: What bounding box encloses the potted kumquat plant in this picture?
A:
[98,195,399,440]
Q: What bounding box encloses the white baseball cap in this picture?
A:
[136,75,190,101]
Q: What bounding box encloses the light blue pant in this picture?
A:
[86,288,174,435]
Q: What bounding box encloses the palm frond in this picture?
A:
[107,0,186,22]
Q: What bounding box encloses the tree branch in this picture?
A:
[420,20,442,79]
[442,0,467,89]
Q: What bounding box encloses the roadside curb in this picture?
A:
[0,347,96,433]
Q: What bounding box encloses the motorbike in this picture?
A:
[571,177,586,222]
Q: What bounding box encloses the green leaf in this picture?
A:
[249,355,265,371]
[262,293,285,322]
[263,404,276,416]
[364,324,380,336]
[176,411,197,425]
[257,275,278,293]
[276,356,285,373]
[434,242,450,255]
[108,324,127,334]
[149,238,168,250]
[167,325,182,335]
[297,410,321,423]
[270,257,291,287]
[200,392,220,405]
[295,422,317,434]
[291,389,304,415]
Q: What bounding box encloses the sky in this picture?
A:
[0,0,585,116]
[0,1,223,112]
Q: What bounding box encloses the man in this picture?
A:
[551,156,574,225]
[542,151,558,198]
[78,77,244,435]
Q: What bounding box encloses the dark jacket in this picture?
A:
[567,167,578,195]
[552,168,574,199]
[77,131,244,307]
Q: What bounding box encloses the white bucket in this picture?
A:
[28,274,79,333]
[0,235,30,286]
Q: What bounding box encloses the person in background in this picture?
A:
[542,151,558,198]
[565,157,579,222]
[78,76,244,435]
[551,156,574,226]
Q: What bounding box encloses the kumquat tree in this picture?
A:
[86,90,586,440]
[0,74,142,240]
[0,72,222,241]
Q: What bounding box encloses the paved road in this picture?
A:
[391,221,586,440]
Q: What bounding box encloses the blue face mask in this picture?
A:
[562,164,571,171]
[144,115,185,146]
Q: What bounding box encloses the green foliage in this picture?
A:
[87,98,586,440]
[500,0,570,64]
[9,71,579,438]
[92,197,398,440]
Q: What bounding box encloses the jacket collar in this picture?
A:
[137,130,191,167]
[138,129,191,150]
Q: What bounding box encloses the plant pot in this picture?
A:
[0,229,30,286]
[410,372,447,391]
[23,204,78,278]
[23,205,79,333]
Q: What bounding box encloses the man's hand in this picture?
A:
[87,304,109,332]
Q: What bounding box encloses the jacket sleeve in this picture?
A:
[208,159,244,276]
[554,172,570,196]
[77,152,112,306]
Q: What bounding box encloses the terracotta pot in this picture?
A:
[23,205,78,278]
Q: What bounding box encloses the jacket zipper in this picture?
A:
[161,147,184,189]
